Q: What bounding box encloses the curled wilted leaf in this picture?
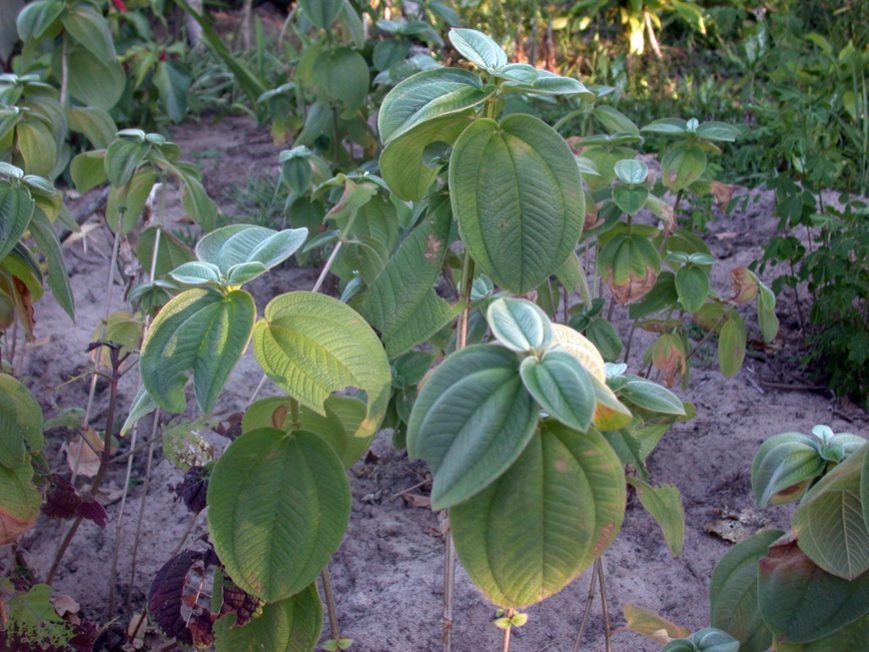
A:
[148,550,216,645]
[42,474,108,528]
[710,181,734,211]
[598,234,661,305]
[728,267,758,304]
[218,578,265,627]
[175,465,209,514]
[649,334,688,388]
[63,428,103,478]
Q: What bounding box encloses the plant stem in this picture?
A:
[321,566,341,642]
[501,608,515,652]
[685,315,726,363]
[597,558,612,652]
[47,345,124,585]
[572,562,598,652]
[60,37,69,107]
[126,415,159,610]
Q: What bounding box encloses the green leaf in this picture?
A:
[407,344,537,510]
[169,261,222,286]
[380,113,473,201]
[773,615,869,652]
[662,143,707,191]
[207,428,350,602]
[792,443,869,580]
[140,288,256,414]
[628,477,685,556]
[179,174,217,232]
[243,395,372,469]
[136,227,195,279]
[758,537,869,643]
[154,60,190,123]
[592,105,640,136]
[449,115,584,294]
[598,233,661,305]
[120,386,158,436]
[195,224,307,281]
[675,265,710,313]
[16,119,56,177]
[718,315,746,377]
[301,0,343,28]
[0,183,34,262]
[757,284,779,343]
[0,373,43,469]
[252,292,391,438]
[623,603,691,643]
[448,28,507,72]
[361,199,459,356]
[664,628,740,652]
[585,318,622,362]
[69,150,107,194]
[104,138,149,188]
[641,118,688,135]
[0,2,23,62]
[61,4,115,61]
[16,0,63,41]
[618,378,685,415]
[66,47,125,111]
[612,184,649,215]
[313,48,369,116]
[106,168,156,234]
[67,106,117,149]
[451,422,625,608]
[29,209,74,320]
[214,582,322,652]
[378,67,491,143]
[710,529,782,652]
[751,432,824,507]
[696,122,740,142]
[613,159,648,184]
[487,297,553,353]
[520,351,595,432]
[0,460,41,544]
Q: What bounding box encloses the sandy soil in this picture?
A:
[4,114,867,652]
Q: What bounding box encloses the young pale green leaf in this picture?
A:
[361,199,459,356]
[169,261,223,286]
[751,432,824,507]
[675,265,710,313]
[61,4,115,61]
[710,529,782,652]
[380,113,474,201]
[758,537,869,643]
[622,603,691,644]
[105,138,149,188]
[449,115,584,294]
[378,67,491,143]
[66,47,125,111]
[300,0,343,28]
[614,159,648,185]
[69,150,107,194]
[0,183,34,262]
[663,629,740,652]
[612,184,649,215]
[253,292,390,438]
[486,297,553,353]
[407,344,537,510]
[120,386,158,436]
[195,224,307,280]
[0,373,43,469]
[67,106,117,149]
[792,443,869,580]
[214,582,322,652]
[0,460,41,544]
[448,28,507,72]
[140,288,255,415]
[718,315,746,377]
[451,422,625,608]
[519,351,595,432]
[618,378,685,416]
[757,284,779,343]
[28,210,74,320]
[207,429,350,602]
[628,477,685,557]
[662,143,707,191]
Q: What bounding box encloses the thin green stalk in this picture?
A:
[501,608,515,652]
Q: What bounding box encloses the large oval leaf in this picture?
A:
[0,373,43,469]
[407,344,536,510]
[0,183,34,261]
[300,0,342,28]
[757,537,869,643]
[61,4,115,61]
[0,460,41,544]
[312,48,369,116]
[486,297,552,353]
[16,119,56,178]
[676,265,710,313]
[66,46,125,111]
[449,28,507,72]
[792,443,869,580]
[140,288,255,415]
[710,529,782,652]
[380,113,473,201]
[520,351,595,432]
[451,422,625,608]
[449,115,584,293]
[774,614,869,652]
[207,429,350,602]
[214,582,322,652]
[718,315,746,378]
[751,432,824,508]
[252,292,390,438]
[378,67,491,143]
